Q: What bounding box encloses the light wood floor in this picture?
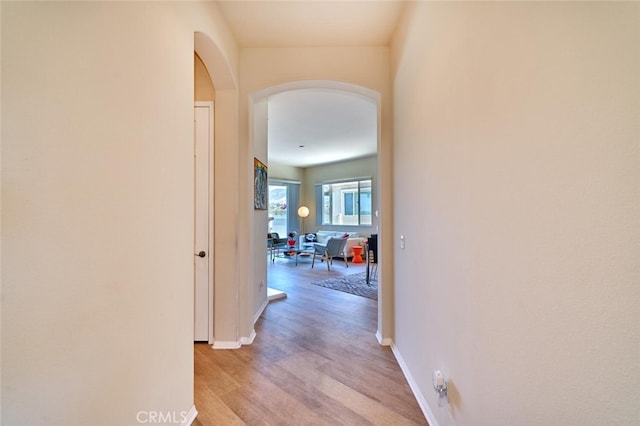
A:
[194,255,427,425]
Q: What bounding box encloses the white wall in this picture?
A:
[1,2,238,424]
[391,2,639,425]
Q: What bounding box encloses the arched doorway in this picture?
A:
[249,80,389,344]
[193,32,241,347]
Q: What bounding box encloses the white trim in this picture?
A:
[315,176,373,185]
[212,340,241,350]
[240,329,256,345]
[269,178,301,185]
[390,342,439,426]
[211,331,256,348]
[267,288,287,301]
[376,330,392,346]
[181,405,198,426]
[195,101,215,345]
[207,102,215,345]
[254,298,269,324]
[250,80,380,105]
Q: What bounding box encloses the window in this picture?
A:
[268,180,301,236]
[316,178,372,226]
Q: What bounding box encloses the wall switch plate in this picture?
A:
[400,235,405,249]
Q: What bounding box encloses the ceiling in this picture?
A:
[267,89,378,167]
[217,1,404,48]
[217,1,405,168]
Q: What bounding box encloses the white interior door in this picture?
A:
[194,102,213,342]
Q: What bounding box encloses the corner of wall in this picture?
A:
[390,342,440,426]
[240,330,257,346]
[376,330,392,346]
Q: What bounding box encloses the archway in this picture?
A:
[193,32,241,348]
[249,80,389,344]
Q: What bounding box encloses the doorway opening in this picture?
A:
[252,80,385,341]
[194,101,214,343]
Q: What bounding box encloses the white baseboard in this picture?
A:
[376,330,392,346]
[212,332,255,348]
[267,287,287,301]
[240,329,256,345]
[255,298,269,324]
[211,329,256,349]
[181,405,198,426]
[211,296,262,350]
[390,342,439,426]
[211,340,241,350]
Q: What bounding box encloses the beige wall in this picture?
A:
[251,98,269,324]
[302,155,378,237]
[1,2,238,424]
[193,3,242,348]
[391,2,639,425]
[268,162,304,183]
[195,53,215,101]
[240,46,394,342]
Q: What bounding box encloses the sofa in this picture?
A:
[299,230,367,259]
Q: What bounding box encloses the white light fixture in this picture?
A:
[297,206,310,218]
[297,206,310,235]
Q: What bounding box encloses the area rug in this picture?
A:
[310,272,378,300]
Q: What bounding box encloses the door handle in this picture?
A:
[195,251,206,258]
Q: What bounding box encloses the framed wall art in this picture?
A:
[254,158,268,210]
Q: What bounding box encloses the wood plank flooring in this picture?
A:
[194,255,427,425]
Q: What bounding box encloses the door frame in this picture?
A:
[249,80,388,343]
[195,101,215,344]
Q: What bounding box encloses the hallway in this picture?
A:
[194,261,427,425]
